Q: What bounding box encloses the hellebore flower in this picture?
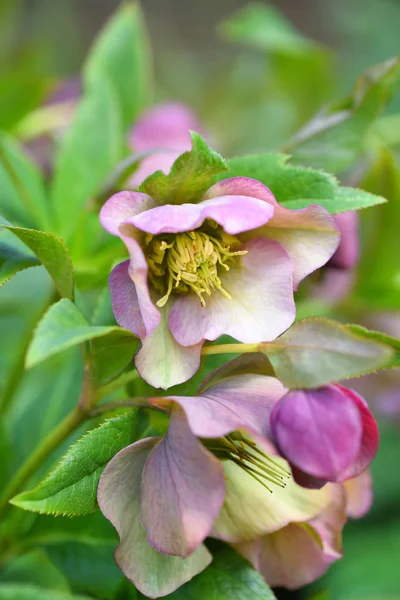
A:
[270,384,379,487]
[100,176,339,388]
[98,373,330,597]
[330,211,359,270]
[128,103,205,187]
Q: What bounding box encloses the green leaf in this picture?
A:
[287,57,400,172]
[262,317,395,388]
[0,550,70,592]
[224,154,386,214]
[0,243,39,287]
[166,547,276,599]
[344,324,400,367]
[51,77,124,240]
[0,225,74,299]
[0,584,91,600]
[140,132,228,204]
[0,133,50,228]
[11,413,138,516]
[84,2,152,129]
[219,2,322,57]
[91,329,138,384]
[26,298,136,370]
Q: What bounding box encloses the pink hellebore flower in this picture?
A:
[128,103,205,187]
[271,384,379,488]
[100,177,339,388]
[330,211,359,270]
[98,372,331,597]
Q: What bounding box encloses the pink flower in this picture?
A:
[98,372,331,597]
[271,384,379,487]
[100,176,339,388]
[330,211,359,270]
[128,103,205,187]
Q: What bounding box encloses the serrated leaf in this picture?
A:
[26,298,136,370]
[287,57,400,172]
[344,324,400,368]
[219,2,321,57]
[139,132,228,204]
[0,584,91,600]
[261,317,395,388]
[11,413,138,516]
[0,225,74,299]
[0,133,51,228]
[224,154,386,214]
[51,77,124,240]
[0,243,39,287]
[166,547,276,599]
[84,2,152,129]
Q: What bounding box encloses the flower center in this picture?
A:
[145,221,247,307]
[204,432,291,492]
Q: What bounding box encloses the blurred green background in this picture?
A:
[1,0,400,598]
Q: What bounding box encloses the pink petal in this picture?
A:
[119,234,161,336]
[244,204,340,288]
[271,386,363,481]
[109,261,146,338]
[331,211,359,269]
[343,469,373,519]
[169,238,295,346]
[129,103,203,151]
[100,191,155,235]
[335,385,379,481]
[128,196,273,236]
[203,177,278,204]
[135,303,203,389]
[141,405,225,557]
[97,437,211,598]
[151,373,286,446]
[309,483,347,559]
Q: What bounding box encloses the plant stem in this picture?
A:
[89,397,150,417]
[201,343,260,356]
[0,407,86,518]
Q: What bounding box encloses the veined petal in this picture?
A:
[271,387,363,481]
[335,385,379,481]
[141,406,225,558]
[151,374,286,445]
[203,177,278,204]
[109,261,146,338]
[97,438,211,598]
[211,459,330,542]
[343,469,373,519]
[119,234,160,336]
[128,195,274,236]
[244,204,340,288]
[169,238,295,346]
[135,303,203,389]
[100,191,156,235]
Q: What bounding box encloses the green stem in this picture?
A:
[90,397,150,417]
[95,369,140,402]
[0,407,86,519]
[201,343,261,356]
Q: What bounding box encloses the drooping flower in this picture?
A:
[270,384,379,487]
[128,103,205,187]
[100,176,339,388]
[98,371,331,597]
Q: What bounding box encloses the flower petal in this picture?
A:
[100,191,156,235]
[97,437,211,598]
[168,238,295,346]
[109,260,146,338]
[343,469,373,519]
[151,374,286,445]
[135,303,203,389]
[330,211,359,269]
[118,234,160,336]
[244,204,340,288]
[309,483,347,559]
[271,386,363,481]
[203,177,278,204]
[211,459,330,542]
[128,196,273,236]
[335,385,379,481]
[141,406,225,558]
